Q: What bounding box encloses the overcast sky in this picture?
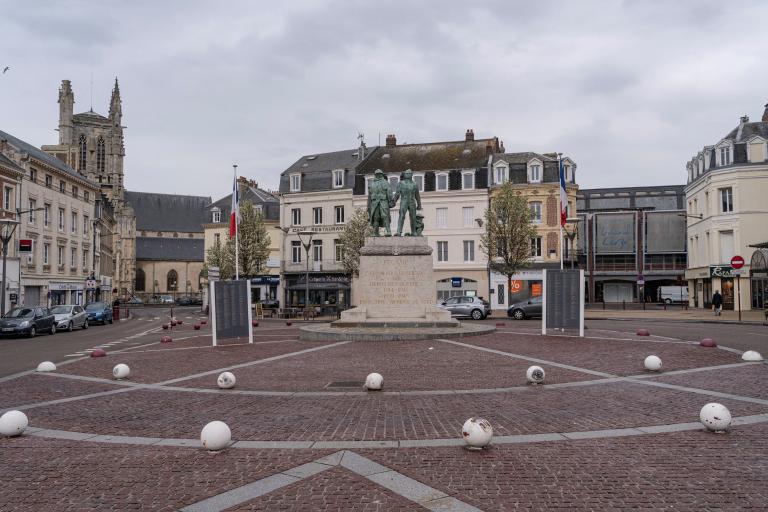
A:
[1,0,767,200]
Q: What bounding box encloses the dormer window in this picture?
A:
[527,160,542,183]
[388,174,400,189]
[462,171,475,190]
[494,164,507,184]
[332,169,344,188]
[436,172,449,191]
[412,173,424,192]
[563,164,573,182]
[211,207,221,223]
[290,173,301,192]
[717,145,731,166]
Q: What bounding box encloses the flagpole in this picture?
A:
[558,153,563,271]
[233,164,239,281]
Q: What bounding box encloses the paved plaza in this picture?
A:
[1,315,768,511]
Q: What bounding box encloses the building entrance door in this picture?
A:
[721,278,734,310]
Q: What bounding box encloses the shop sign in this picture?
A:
[451,277,462,288]
[266,257,280,268]
[509,280,523,294]
[710,265,735,278]
[49,282,84,291]
[531,283,542,297]
[252,276,280,285]
[290,225,345,233]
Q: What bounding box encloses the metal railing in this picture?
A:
[281,259,344,273]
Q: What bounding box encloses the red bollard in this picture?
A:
[700,338,717,348]
[160,336,172,343]
[252,320,259,327]
[162,324,169,330]
[200,320,207,325]
[286,321,292,326]
[193,324,201,330]
[91,348,107,358]
[636,329,650,336]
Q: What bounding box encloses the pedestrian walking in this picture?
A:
[712,290,723,316]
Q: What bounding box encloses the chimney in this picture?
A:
[385,134,397,147]
[740,115,749,123]
[763,102,768,123]
[0,138,7,152]
[465,129,474,141]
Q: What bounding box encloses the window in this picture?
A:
[28,199,36,223]
[167,270,178,291]
[72,185,78,198]
[70,247,76,267]
[59,180,66,193]
[335,205,345,224]
[531,237,542,258]
[437,241,448,261]
[57,245,64,267]
[564,164,572,182]
[530,201,542,223]
[436,207,448,228]
[135,268,146,292]
[719,230,735,264]
[462,207,474,228]
[719,146,731,166]
[44,204,50,227]
[462,171,474,190]
[3,187,11,211]
[71,212,77,233]
[214,233,220,244]
[312,239,323,261]
[290,174,301,192]
[45,175,52,188]
[413,174,424,192]
[332,169,344,188]
[528,163,541,183]
[291,241,302,263]
[334,239,344,261]
[96,137,105,174]
[212,208,221,223]
[43,243,50,265]
[78,135,87,171]
[436,173,448,191]
[84,191,89,202]
[29,168,37,183]
[463,240,475,262]
[83,249,88,269]
[388,175,399,189]
[291,208,301,225]
[313,207,322,225]
[494,165,507,184]
[58,208,65,231]
[83,216,89,235]
[720,188,733,213]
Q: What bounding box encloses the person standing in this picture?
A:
[712,290,723,316]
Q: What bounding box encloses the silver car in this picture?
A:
[51,304,89,331]
[437,296,491,320]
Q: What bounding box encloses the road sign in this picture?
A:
[637,275,645,284]
[730,255,745,269]
[85,279,98,290]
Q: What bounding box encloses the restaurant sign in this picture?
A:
[710,265,735,278]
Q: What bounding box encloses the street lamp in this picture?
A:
[563,217,580,270]
[296,230,314,311]
[0,219,20,317]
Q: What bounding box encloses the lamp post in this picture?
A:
[563,218,579,270]
[297,230,314,311]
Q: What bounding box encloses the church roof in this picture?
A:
[135,237,204,262]
[0,129,97,186]
[74,110,109,121]
[124,191,212,233]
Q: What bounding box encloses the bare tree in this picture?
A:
[338,208,372,278]
[480,182,538,299]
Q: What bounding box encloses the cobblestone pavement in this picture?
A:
[1,318,767,510]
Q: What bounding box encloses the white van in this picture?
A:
[658,286,689,304]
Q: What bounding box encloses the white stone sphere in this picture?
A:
[36,361,56,372]
[644,355,662,372]
[217,371,236,389]
[112,363,130,380]
[0,410,29,437]
[699,403,732,432]
[364,372,383,391]
[742,350,764,362]
[461,417,493,448]
[526,365,545,384]
[200,420,231,451]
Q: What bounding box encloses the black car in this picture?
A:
[0,306,57,337]
[507,296,543,320]
[175,296,193,306]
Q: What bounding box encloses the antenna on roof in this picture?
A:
[89,70,94,112]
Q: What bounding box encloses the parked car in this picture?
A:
[85,301,113,325]
[437,296,491,320]
[189,296,203,306]
[0,306,57,337]
[126,297,144,306]
[657,286,689,304]
[159,295,174,304]
[507,296,543,320]
[175,296,194,306]
[51,304,89,331]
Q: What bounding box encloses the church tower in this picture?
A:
[108,78,126,202]
[58,80,74,145]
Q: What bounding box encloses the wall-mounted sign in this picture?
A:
[251,276,280,286]
[289,225,345,233]
[509,280,523,294]
[710,265,735,278]
[18,239,32,252]
[531,283,542,297]
[451,277,462,288]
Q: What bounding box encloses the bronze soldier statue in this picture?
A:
[393,169,422,236]
[367,169,393,236]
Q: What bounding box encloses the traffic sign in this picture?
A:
[730,255,745,269]
[637,275,645,284]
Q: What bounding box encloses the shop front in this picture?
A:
[284,274,350,311]
[251,275,280,305]
[49,282,85,306]
[434,270,488,304]
[749,248,767,309]
[489,270,543,310]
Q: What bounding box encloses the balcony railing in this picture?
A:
[282,259,344,273]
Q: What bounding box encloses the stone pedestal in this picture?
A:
[335,237,456,327]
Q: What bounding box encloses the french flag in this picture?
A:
[229,173,239,238]
[559,159,567,227]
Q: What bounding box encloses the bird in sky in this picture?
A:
[2,67,9,74]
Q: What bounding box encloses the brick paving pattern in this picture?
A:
[0,373,120,409]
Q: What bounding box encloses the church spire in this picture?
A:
[109,77,122,122]
[58,79,74,144]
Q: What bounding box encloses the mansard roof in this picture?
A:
[0,129,98,187]
[0,152,24,174]
[135,237,204,262]
[279,148,362,193]
[357,137,500,174]
[723,121,768,142]
[124,191,212,233]
[492,152,557,165]
[207,184,280,221]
